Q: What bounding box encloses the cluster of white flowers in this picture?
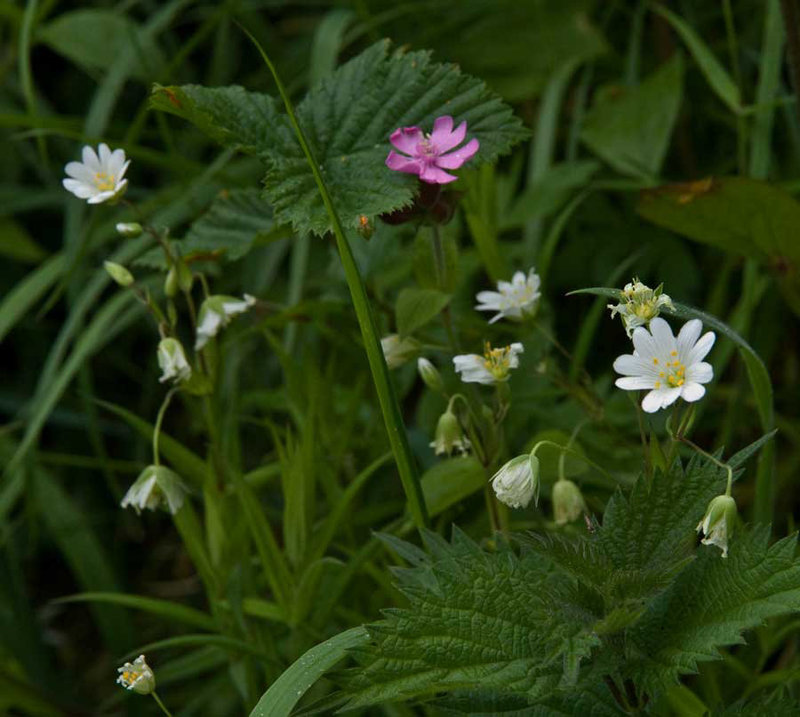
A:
[608,278,673,337]
[475,268,541,324]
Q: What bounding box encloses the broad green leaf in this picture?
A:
[151,40,527,236]
[343,529,599,708]
[0,219,47,263]
[580,55,683,179]
[653,5,741,113]
[409,0,607,102]
[395,288,452,337]
[38,9,164,82]
[56,592,215,631]
[136,189,278,268]
[421,456,487,516]
[249,626,368,717]
[637,176,800,314]
[503,160,599,229]
[308,8,355,85]
[627,527,800,691]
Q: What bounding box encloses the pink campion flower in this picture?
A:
[385,115,480,184]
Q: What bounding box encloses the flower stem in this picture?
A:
[242,26,428,528]
[151,691,174,717]
[678,435,734,496]
[531,439,617,485]
[152,388,177,466]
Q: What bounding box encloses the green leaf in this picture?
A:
[38,9,164,81]
[343,529,599,709]
[653,5,741,113]
[55,592,216,631]
[421,456,487,517]
[580,54,683,179]
[135,189,278,268]
[627,527,800,692]
[0,219,47,263]
[249,626,368,717]
[151,40,527,236]
[636,176,800,314]
[395,288,452,337]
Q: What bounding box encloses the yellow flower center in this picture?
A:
[121,669,140,684]
[94,171,116,191]
[482,342,515,380]
[654,351,686,389]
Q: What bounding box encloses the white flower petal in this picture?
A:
[641,389,665,413]
[681,382,706,402]
[676,318,702,358]
[616,376,654,390]
[687,331,716,365]
[686,361,713,384]
[82,145,101,170]
[63,178,95,198]
[631,326,656,358]
[659,386,682,409]
[98,143,112,166]
[613,354,652,376]
[64,161,94,182]
[649,317,676,356]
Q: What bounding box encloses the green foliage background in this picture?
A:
[2,0,800,715]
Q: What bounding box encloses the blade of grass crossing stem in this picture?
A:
[239,25,429,528]
[249,626,369,717]
[750,0,785,179]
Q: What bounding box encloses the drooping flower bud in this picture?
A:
[430,408,470,456]
[697,494,737,558]
[121,465,188,515]
[104,260,134,287]
[608,278,673,338]
[195,294,256,350]
[157,338,191,384]
[490,454,539,509]
[117,654,155,695]
[116,222,143,238]
[380,334,421,369]
[417,358,444,393]
[552,479,587,525]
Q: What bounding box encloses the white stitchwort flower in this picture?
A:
[157,338,191,384]
[195,294,256,350]
[117,654,155,695]
[491,454,539,509]
[608,278,673,337]
[453,342,524,385]
[613,317,714,413]
[381,334,421,369]
[63,143,130,204]
[552,479,587,525]
[697,494,737,558]
[121,465,188,515]
[475,268,541,323]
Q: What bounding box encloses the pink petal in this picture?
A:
[435,138,480,170]
[389,127,424,155]
[386,151,423,176]
[433,118,468,152]
[419,164,458,184]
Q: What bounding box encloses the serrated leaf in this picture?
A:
[151,40,527,236]
[627,528,800,692]
[395,288,452,337]
[581,55,683,179]
[343,529,599,709]
[135,189,277,268]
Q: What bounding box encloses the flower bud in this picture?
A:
[121,465,188,515]
[117,654,155,695]
[380,334,421,369]
[490,454,539,509]
[116,222,143,238]
[430,409,470,456]
[696,494,737,558]
[103,260,134,287]
[417,358,444,393]
[157,338,191,384]
[607,278,673,338]
[552,479,587,525]
[164,266,179,297]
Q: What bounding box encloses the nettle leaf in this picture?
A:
[136,189,278,269]
[626,527,800,692]
[151,40,526,236]
[343,528,600,709]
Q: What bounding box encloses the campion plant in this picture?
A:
[7,4,799,716]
